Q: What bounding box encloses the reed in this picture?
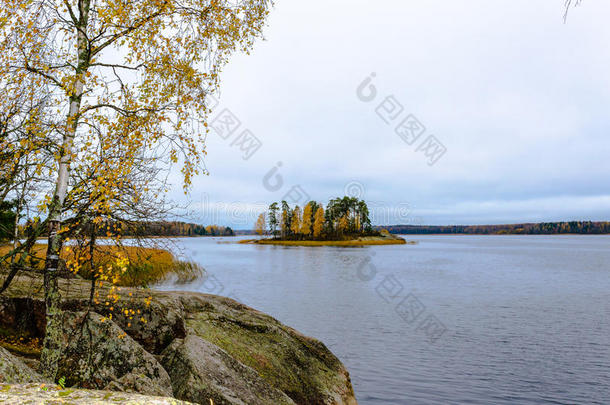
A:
[0,244,204,287]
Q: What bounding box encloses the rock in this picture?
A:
[96,296,186,355]
[0,293,186,356]
[57,311,173,398]
[0,383,193,404]
[20,357,41,372]
[2,275,358,404]
[161,334,295,405]
[179,293,358,405]
[0,347,46,384]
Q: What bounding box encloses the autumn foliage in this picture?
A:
[1,0,272,379]
[260,197,376,241]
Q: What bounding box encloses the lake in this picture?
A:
[157,235,610,404]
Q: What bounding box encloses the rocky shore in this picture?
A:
[0,274,358,404]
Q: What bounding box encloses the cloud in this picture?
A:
[169,0,610,227]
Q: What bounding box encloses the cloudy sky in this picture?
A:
[172,0,610,228]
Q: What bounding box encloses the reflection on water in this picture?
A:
[157,235,610,405]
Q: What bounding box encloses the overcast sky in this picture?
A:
[170,0,610,228]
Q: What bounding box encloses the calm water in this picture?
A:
[157,235,610,404]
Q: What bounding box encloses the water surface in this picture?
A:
[158,235,610,404]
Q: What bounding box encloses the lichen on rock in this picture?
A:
[0,346,47,384]
[1,274,359,405]
[0,383,193,404]
[57,311,173,397]
[161,334,295,405]
[179,293,358,405]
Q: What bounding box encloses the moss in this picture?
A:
[3,275,356,404]
[186,308,350,405]
[0,384,193,403]
[58,389,75,396]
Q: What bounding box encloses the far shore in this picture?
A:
[239,235,413,247]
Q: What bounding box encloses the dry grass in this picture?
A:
[0,244,204,287]
[0,244,47,269]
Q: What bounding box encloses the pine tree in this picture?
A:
[280,200,291,239]
[268,202,279,237]
[0,201,16,242]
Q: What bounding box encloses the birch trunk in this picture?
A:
[41,0,90,380]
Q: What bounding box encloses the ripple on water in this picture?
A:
[158,235,610,405]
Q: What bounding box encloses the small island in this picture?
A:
[243,196,408,247]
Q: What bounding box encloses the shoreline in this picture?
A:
[239,236,411,247]
[0,274,357,405]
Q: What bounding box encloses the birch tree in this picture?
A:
[290,205,301,237]
[313,206,324,239]
[300,202,312,237]
[1,0,271,380]
[254,213,266,236]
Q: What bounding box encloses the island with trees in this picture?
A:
[247,196,407,246]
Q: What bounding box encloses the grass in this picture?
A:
[0,243,204,287]
[83,245,205,287]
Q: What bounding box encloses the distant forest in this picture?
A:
[380,221,610,235]
[4,218,234,241]
[122,221,235,237]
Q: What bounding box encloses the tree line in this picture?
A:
[126,222,235,237]
[255,196,377,240]
[381,221,610,235]
[0,215,234,242]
